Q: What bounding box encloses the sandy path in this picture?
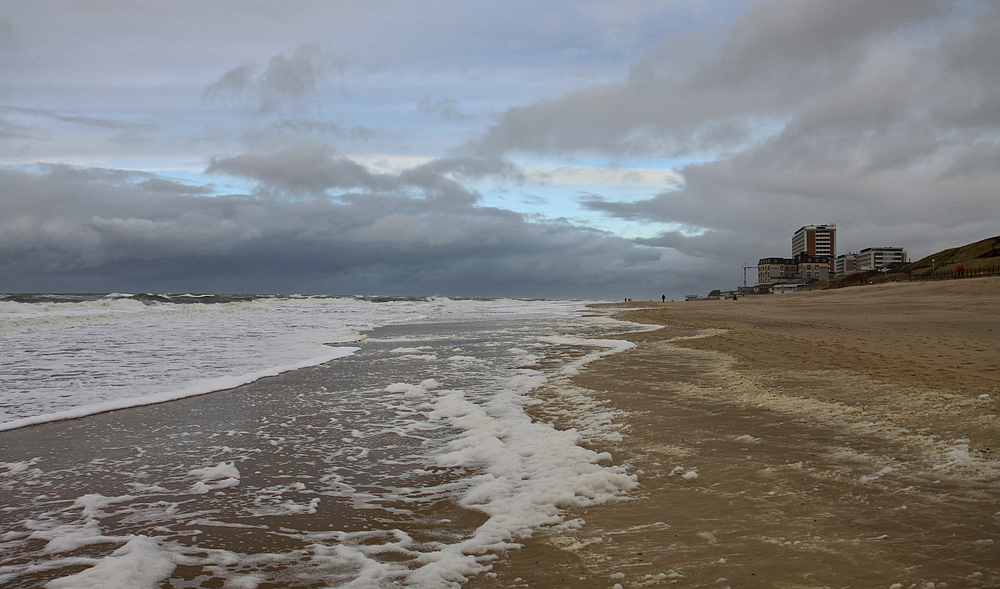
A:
[468,278,1000,589]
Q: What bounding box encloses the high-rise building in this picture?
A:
[792,224,836,257]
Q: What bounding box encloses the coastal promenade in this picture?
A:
[471,277,1000,588]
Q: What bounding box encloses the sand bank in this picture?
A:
[469,278,1000,589]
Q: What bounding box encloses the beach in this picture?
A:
[471,277,1000,588]
[2,283,999,588]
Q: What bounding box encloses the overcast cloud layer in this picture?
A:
[1,0,996,298]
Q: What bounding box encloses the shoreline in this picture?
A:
[2,282,998,587]
[469,277,1000,588]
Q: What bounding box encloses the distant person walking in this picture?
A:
[662,294,666,302]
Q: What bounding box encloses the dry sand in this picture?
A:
[468,277,1000,589]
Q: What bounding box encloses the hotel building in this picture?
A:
[792,224,837,257]
[757,258,798,283]
[755,224,837,290]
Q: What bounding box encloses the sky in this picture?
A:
[1,0,997,299]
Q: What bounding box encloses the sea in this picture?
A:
[0,293,646,588]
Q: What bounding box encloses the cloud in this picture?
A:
[0,18,15,52]
[468,0,996,161]
[470,0,999,262]
[138,178,215,196]
[206,145,401,194]
[0,106,156,155]
[0,118,37,141]
[203,62,257,97]
[409,156,523,181]
[2,0,995,298]
[206,145,523,206]
[1,106,155,132]
[202,44,334,114]
[0,164,671,297]
[268,119,378,142]
[418,96,474,122]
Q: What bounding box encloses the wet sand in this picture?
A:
[470,277,1000,589]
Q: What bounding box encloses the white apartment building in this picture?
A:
[857,247,907,270]
[834,253,857,276]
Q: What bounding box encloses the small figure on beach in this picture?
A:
[662,294,666,302]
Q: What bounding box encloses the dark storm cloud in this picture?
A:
[0,165,661,296]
